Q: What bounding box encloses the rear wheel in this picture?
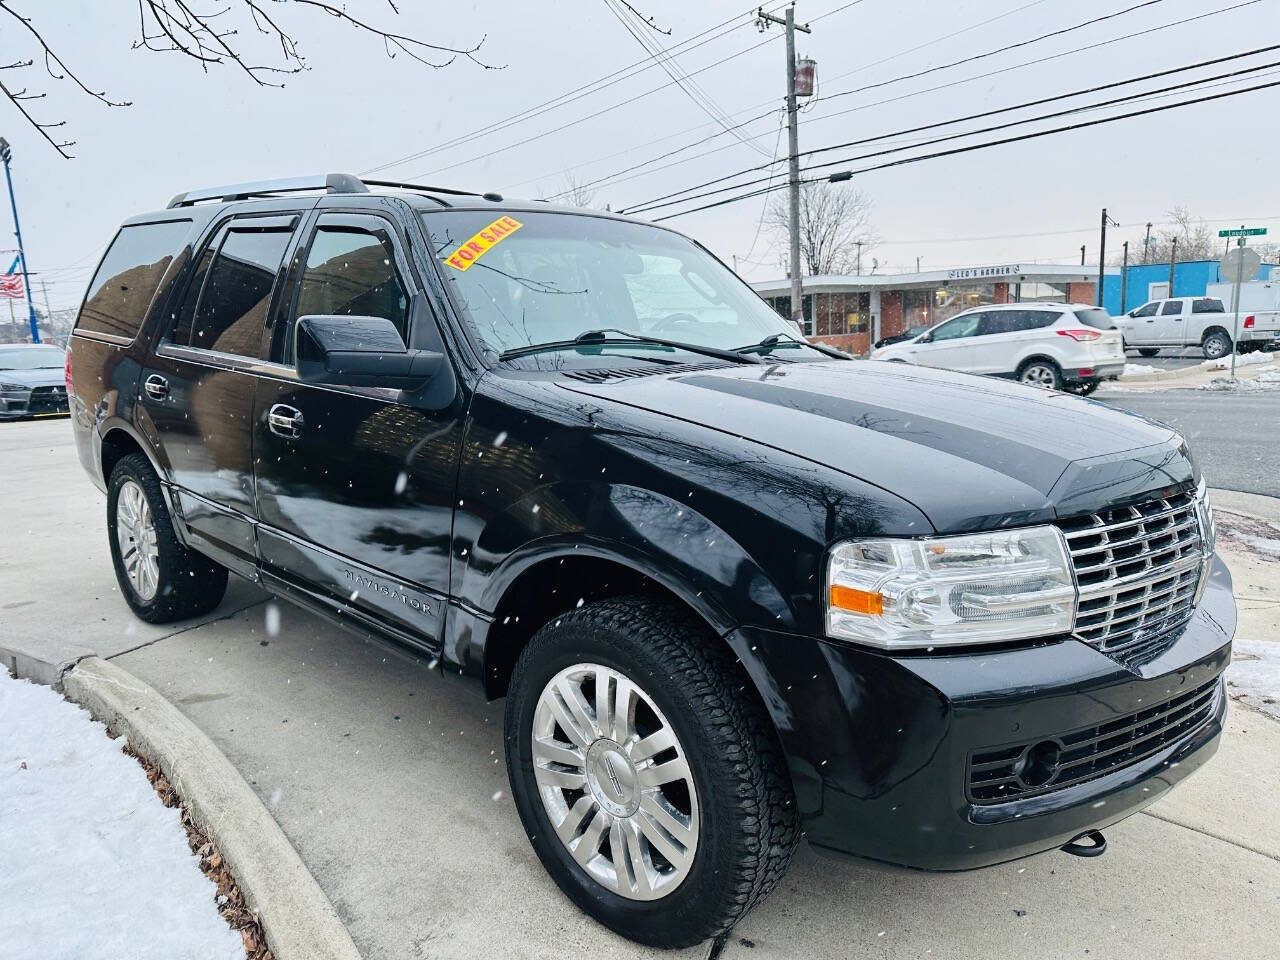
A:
[1018,359,1062,390]
[1137,348,1159,358]
[1068,379,1100,396]
[505,597,798,948]
[107,453,228,623]
[1202,330,1232,360]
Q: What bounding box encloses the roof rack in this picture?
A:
[362,178,487,200]
[166,173,369,209]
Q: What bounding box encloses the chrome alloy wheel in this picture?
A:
[1021,363,1056,388]
[532,663,699,901]
[115,479,159,601]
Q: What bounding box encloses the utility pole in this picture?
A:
[1097,208,1118,307]
[1080,245,1086,266]
[1143,222,1152,264]
[855,240,863,275]
[1168,237,1177,296]
[1120,240,1129,314]
[0,137,40,344]
[758,5,811,335]
[916,256,921,273]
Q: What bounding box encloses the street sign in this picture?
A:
[1220,246,1261,281]
[1218,227,1267,237]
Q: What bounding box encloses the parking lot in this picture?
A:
[3,413,1279,960]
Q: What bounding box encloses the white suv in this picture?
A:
[871,302,1125,394]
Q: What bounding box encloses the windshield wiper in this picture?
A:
[499,328,763,364]
[733,333,851,359]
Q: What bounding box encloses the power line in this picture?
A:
[360,2,787,176]
[624,48,1280,214]
[549,0,1264,208]
[649,77,1280,220]
[404,0,870,181]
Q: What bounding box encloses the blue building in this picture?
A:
[1101,260,1276,315]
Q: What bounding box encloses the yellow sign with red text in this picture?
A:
[443,216,523,271]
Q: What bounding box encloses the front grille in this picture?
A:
[28,385,69,414]
[1058,490,1204,662]
[968,677,1220,804]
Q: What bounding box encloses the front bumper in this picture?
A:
[727,555,1235,871]
[0,387,70,419]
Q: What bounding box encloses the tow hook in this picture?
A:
[1061,830,1107,858]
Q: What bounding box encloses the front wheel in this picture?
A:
[504,597,799,948]
[1202,331,1232,360]
[1018,359,1062,390]
[107,453,228,623]
[1137,348,1159,358]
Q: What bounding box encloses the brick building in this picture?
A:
[752,263,1114,355]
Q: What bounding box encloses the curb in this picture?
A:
[62,656,363,960]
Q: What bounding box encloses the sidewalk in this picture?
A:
[4,418,1279,960]
[1104,349,1277,392]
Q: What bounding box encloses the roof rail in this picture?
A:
[167,173,369,209]
[361,178,488,200]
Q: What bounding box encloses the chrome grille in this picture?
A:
[1058,490,1204,660]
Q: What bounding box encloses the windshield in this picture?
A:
[0,346,64,370]
[421,210,803,359]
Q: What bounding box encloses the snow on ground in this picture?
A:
[1119,363,1160,378]
[1227,638,1280,721]
[0,672,242,960]
[1201,349,1276,370]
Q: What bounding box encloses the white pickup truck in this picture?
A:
[1114,288,1280,358]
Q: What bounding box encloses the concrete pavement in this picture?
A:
[3,417,1279,960]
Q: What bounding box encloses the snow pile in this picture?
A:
[1259,369,1280,384]
[1119,363,1160,378]
[1227,638,1280,720]
[1201,349,1275,371]
[0,673,242,960]
[1198,376,1280,391]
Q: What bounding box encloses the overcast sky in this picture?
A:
[5,0,1278,315]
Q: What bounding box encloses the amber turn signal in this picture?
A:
[828,585,884,616]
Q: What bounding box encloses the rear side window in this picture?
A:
[975,312,1016,336]
[1192,298,1224,314]
[171,227,292,358]
[78,220,191,340]
[1016,310,1059,331]
[1073,308,1116,329]
[1160,300,1184,315]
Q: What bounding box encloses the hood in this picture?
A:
[559,359,1182,533]
[0,367,64,389]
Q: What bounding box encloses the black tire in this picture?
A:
[1202,330,1232,360]
[504,597,799,948]
[1017,358,1062,390]
[107,452,228,623]
[1137,348,1159,358]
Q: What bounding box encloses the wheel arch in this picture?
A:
[1200,324,1231,344]
[98,421,186,544]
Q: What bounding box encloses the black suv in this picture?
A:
[69,174,1234,948]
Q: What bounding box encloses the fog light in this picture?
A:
[1016,740,1061,787]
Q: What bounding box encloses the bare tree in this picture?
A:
[547,171,600,209]
[1147,205,1218,262]
[766,182,877,276]
[0,0,496,158]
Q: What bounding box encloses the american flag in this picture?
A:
[0,273,23,299]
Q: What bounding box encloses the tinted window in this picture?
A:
[172,227,291,357]
[78,220,191,339]
[1192,298,1225,314]
[295,224,410,340]
[1131,302,1159,317]
[975,312,1016,336]
[931,313,981,341]
[1160,300,1184,315]
[1073,308,1116,329]
[1017,310,1059,331]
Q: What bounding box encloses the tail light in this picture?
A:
[1055,328,1102,341]
[64,350,73,393]
[1244,315,1255,328]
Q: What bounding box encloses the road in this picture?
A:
[1098,390,1280,497]
[1123,348,1206,371]
[4,416,1280,960]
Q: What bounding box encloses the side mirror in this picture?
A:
[296,315,443,389]
[916,333,932,343]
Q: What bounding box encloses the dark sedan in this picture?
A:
[0,343,69,419]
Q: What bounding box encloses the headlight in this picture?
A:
[826,526,1075,650]
[0,382,25,391]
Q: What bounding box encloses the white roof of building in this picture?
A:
[750,263,1120,296]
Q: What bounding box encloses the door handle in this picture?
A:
[143,374,169,400]
[268,403,304,439]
